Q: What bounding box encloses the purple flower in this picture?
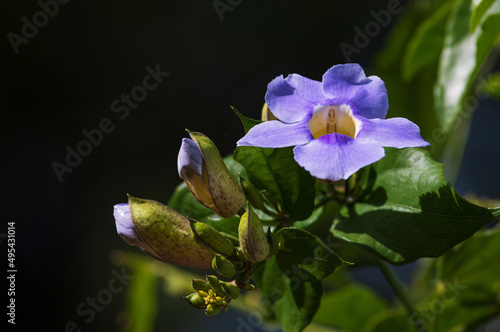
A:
[237,64,429,181]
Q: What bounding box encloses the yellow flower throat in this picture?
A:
[309,105,358,139]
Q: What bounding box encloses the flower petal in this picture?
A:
[177,138,203,178]
[293,134,385,181]
[114,203,142,246]
[322,64,388,119]
[237,118,313,148]
[285,74,326,103]
[265,74,318,123]
[357,117,430,148]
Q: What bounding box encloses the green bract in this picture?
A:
[127,195,214,270]
[238,203,270,263]
[179,130,246,218]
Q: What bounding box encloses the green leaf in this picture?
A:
[331,148,500,265]
[470,0,496,31]
[234,146,315,220]
[431,302,499,331]
[274,227,346,282]
[360,308,417,332]
[313,284,388,331]
[434,0,500,134]
[440,226,500,287]
[253,257,323,332]
[478,71,500,99]
[232,106,261,133]
[402,1,453,81]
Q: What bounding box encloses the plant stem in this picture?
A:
[375,258,416,317]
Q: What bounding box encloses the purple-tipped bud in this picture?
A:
[114,203,141,246]
[113,196,215,269]
[177,131,245,218]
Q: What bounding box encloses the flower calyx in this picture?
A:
[113,196,214,270]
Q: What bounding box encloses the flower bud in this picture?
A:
[239,174,264,210]
[192,279,212,293]
[184,293,207,309]
[205,303,222,316]
[190,221,235,256]
[113,196,214,270]
[212,254,236,278]
[206,275,225,295]
[178,130,245,217]
[238,203,270,263]
[221,281,240,299]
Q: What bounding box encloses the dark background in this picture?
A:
[1,1,498,331]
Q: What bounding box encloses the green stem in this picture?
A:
[261,205,279,219]
[375,258,416,317]
[260,219,279,227]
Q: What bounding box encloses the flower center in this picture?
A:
[309,105,358,139]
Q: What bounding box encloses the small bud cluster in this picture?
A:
[184,275,242,316]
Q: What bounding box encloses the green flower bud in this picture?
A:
[238,203,270,263]
[178,131,245,218]
[221,232,240,247]
[236,249,248,262]
[212,254,236,278]
[215,297,224,306]
[205,304,222,316]
[192,279,212,293]
[123,196,214,270]
[206,275,227,297]
[184,293,207,309]
[197,290,209,298]
[221,281,241,299]
[190,221,235,256]
[239,174,264,210]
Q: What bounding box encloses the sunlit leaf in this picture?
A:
[434,0,500,134]
[331,148,500,265]
[470,0,497,31]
